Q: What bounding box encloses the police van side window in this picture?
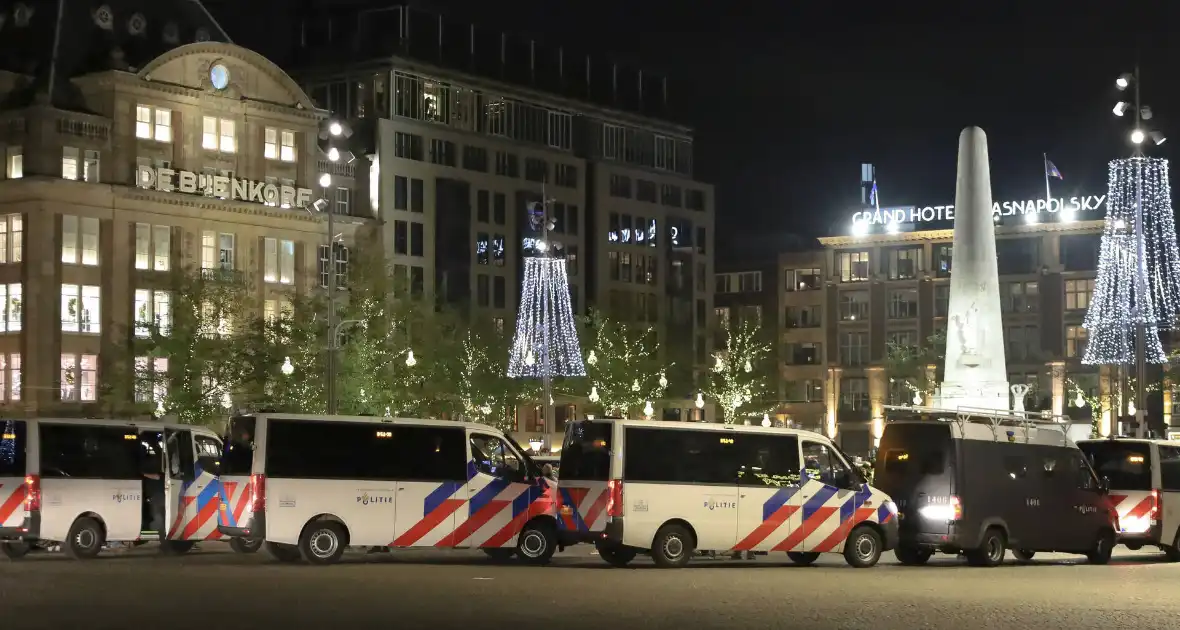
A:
[469,434,525,482]
[736,434,801,487]
[1073,454,1098,490]
[0,419,27,477]
[266,420,466,482]
[194,435,222,476]
[802,441,853,488]
[624,427,739,485]
[1159,446,1180,491]
[40,424,141,479]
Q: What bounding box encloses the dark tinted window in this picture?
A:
[222,416,256,476]
[876,423,950,478]
[802,441,854,487]
[470,433,526,482]
[1159,446,1180,491]
[624,427,738,485]
[165,430,194,480]
[266,420,466,481]
[736,433,800,487]
[1079,441,1152,490]
[560,421,612,480]
[0,419,26,477]
[40,424,141,479]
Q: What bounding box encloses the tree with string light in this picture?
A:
[578,310,668,418]
[447,319,540,431]
[884,330,946,405]
[703,319,775,424]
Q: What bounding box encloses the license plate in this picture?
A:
[559,506,573,516]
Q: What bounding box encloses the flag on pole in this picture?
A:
[869,181,879,208]
[1045,159,1063,180]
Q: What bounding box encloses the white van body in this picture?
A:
[0,417,224,559]
[1077,438,1180,559]
[216,414,559,565]
[557,419,899,568]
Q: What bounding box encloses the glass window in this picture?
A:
[885,246,922,280]
[194,434,222,476]
[1078,441,1152,490]
[39,423,141,479]
[888,288,919,319]
[62,284,100,334]
[736,434,801,487]
[0,419,26,476]
[469,434,525,481]
[840,377,870,410]
[83,150,100,183]
[221,416,257,476]
[623,427,740,485]
[802,441,854,488]
[1065,278,1095,311]
[60,354,98,401]
[933,244,953,276]
[1066,325,1088,358]
[265,420,467,481]
[839,290,870,321]
[154,108,172,143]
[6,146,22,179]
[934,284,950,317]
[838,251,870,282]
[0,214,21,263]
[62,146,78,180]
[560,421,612,481]
[135,105,152,139]
[1159,446,1180,491]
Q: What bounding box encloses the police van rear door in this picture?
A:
[876,423,955,537]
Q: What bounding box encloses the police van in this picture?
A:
[0,417,226,560]
[876,408,1118,567]
[1077,438,1180,560]
[557,418,899,568]
[216,414,559,565]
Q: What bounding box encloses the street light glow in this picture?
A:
[405,350,417,367]
[695,392,705,409]
[327,147,340,162]
[328,121,343,136]
[281,357,294,375]
[319,173,332,187]
[1131,129,1145,145]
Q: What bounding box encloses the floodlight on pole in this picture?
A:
[318,173,331,188]
[281,357,294,376]
[1116,73,1132,90]
[327,147,340,162]
[328,121,343,136]
[1113,101,1130,117]
[1131,129,1145,145]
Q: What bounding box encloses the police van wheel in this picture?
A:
[843,525,883,568]
[1012,549,1035,562]
[651,523,695,568]
[160,540,196,555]
[787,552,820,566]
[966,528,1006,567]
[265,541,302,562]
[894,545,932,566]
[596,541,637,568]
[0,541,31,560]
[230,537,263,554]
[516,522,557,565]
[299,520,348,565]
[1086,530,1114,565]
[64,517,105,560]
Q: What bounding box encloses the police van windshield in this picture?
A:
[877,423,950,478]
[559,421,612,481]
[1079,441,1152,490]
[222,416,256,476]
[0,419,25,477]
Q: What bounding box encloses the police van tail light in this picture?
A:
[249,473,266,512]
[24,474,40,512]
[607,480,624,517]
[1150,489,1160,518]
[950,495,963,521]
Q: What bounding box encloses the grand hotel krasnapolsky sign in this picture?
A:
[851,194,1107,227]
[136,166,315,209]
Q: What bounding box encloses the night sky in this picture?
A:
[210,0,1179,259]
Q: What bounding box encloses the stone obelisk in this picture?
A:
[933,127,1009,411]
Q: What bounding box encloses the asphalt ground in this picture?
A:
[0,544,1175,630]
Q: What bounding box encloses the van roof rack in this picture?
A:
[884,404,1072,446]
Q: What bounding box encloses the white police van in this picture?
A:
[557,418,899,568]
[1078,438,1180,560]
[216,414,559,565]
[0,417,225,559]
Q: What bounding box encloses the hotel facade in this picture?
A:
[715,193,1168,455]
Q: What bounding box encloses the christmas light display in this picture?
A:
[580,310,667,416]
[1084,157,1180,365]
[507,257,586,378]
[704,320,774,424]
[0,419,15,466]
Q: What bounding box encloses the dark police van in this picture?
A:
[874,409,1117,567]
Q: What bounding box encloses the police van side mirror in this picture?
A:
[1100,476,1110,493]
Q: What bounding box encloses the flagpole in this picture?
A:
[1043,153,1052,207]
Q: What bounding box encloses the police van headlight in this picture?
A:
[919,504,957,521]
